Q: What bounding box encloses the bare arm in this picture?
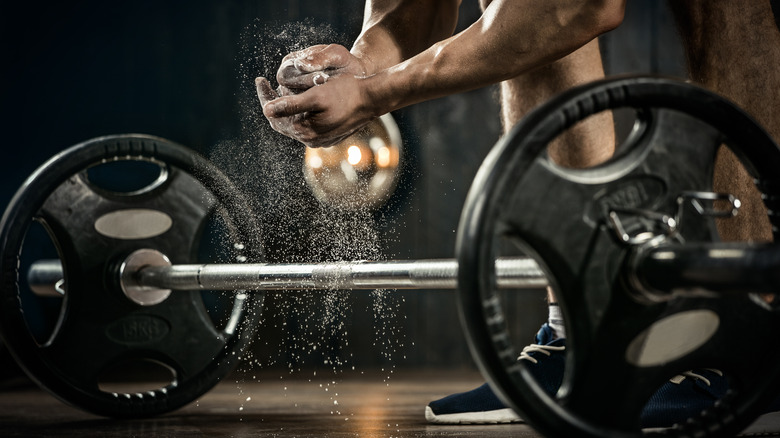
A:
[256,0,461,145]
[271,1,460,91]
[351,0,462,74]
[362,0,625,113]
[260,0,625,147]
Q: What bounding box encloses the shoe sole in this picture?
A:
[426,406,780,434]
[738,411,780,436]
[424,406,523,424]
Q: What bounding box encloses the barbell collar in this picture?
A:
[27,259,67,297]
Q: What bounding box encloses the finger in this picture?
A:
[278,71,330,90]
[280,44,328,65]
[293,45,350,72]
[279,45,330,77]
[277,60,312,90]
[262,93,319,119]
[255,77,278,106]
[276,84,296,97]
[277,54,333,89]
[277,55,326,90]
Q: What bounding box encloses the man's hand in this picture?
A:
[276,44,368,91]
[256,74,375,148]
[255,78,315,144]
[255,44,377,148]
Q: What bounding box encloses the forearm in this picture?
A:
[363,0,625,115]
[258,0,625,149]
[351,0,462,75]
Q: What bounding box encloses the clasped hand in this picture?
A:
[256,44,375,148]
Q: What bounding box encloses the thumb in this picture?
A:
[262,93,318,118]
[255,77,278,106]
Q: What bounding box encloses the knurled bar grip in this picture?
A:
[134,257,548,291]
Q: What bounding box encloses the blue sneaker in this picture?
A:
[425,324,780,433]
[641,369,729,429]
[643,370,780,435]
[424,324,565,424]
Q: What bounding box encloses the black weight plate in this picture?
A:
[457,76,780,437]
[0,134,265,418]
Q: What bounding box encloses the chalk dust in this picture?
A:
[198,19,409,417]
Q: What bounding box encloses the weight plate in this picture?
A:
[457,76,780,437]
[0,134,264,418]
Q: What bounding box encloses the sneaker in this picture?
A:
[643,371,780,436]
[424,323,565,424]
[425,325,780,433]
[424,382,523,424]
[641,369,729,429]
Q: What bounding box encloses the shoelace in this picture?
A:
[670,369,724,386]
[516,342,722,387]
[517,343,566,364]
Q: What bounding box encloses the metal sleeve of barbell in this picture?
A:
[632,242,780,297]
[135,257,548,291]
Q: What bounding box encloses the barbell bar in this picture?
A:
[27,252,549,306]
[27,241,780,307]
[123,252,548,293]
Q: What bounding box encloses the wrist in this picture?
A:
[349,45,376,77]
[350,30,405,76]
[360,70,404,118]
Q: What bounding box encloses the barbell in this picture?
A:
[25,233,779,302]
[2,76,780,437]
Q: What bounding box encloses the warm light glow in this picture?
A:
[347,145,362,166]
[307,154,323,169]
[301,114,403,210]
[376,146,391,168]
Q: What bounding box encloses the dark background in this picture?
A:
[0,1,688,374]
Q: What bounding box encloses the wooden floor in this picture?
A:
[3,368,780,437]
[0,369,543,438]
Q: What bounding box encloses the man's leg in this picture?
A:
[425,3,613,425]
[498,38,613,306]
[647,4,780,432]
[497,39,614,167]
[669,0,777,242]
